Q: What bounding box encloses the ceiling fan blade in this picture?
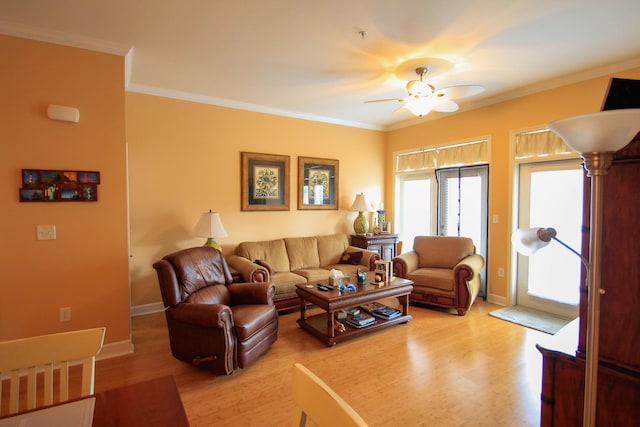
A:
[436,85,485,99]
[433,99,459,113]
[364,98,406,104]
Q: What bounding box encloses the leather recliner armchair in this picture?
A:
[393,236,485,316]
[153,246,278,375]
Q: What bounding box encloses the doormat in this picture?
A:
[489,305,574,335]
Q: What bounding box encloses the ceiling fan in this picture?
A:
[365,66,485,117]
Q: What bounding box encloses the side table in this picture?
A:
[351,234,399,261]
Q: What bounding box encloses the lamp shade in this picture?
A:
[511,227,557,256]
[191,210,228,238]
[548,109,640,154]
[349,193,373,212]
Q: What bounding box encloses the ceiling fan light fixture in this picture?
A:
[406,80,433,97]
[404,98,436,117]
[365,58,485,119]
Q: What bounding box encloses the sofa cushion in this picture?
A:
[407,267,455,292]
[236,239,290,273]
[414,236,475,269]
[269,271,306,298]
[284,236,320,271]
[292,268,331,282]
[323,263,362,278]
[338,250,363,265]
[316,234,350,267]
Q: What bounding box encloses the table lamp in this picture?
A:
[350,193,372,235]
[515,108,640,427]
[191,210,228,251]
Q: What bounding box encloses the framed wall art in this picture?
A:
[19,169,100,202]
[297,156,339,210]
[241,152,290,211]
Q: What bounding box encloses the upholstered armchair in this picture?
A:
[153,246,278,375]
[393,236,484,316]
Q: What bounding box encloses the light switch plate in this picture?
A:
[37,225,56,240]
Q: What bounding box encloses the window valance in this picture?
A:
[515,129,575,160]
[396,139,488,173]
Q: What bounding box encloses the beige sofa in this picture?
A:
[227,233,379,311]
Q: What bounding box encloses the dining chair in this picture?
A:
[291,363,368,427]
[0,327,105,415]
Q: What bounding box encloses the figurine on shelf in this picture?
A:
[356,268,367,285]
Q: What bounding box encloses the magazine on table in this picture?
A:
[347,312,376,327]
[346,317,377,328]
[359,302,384,314]
[371,305,402,320]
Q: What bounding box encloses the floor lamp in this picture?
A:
[514,109,640,427]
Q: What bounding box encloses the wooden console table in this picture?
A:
[351,234,399,261]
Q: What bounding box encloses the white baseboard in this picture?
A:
[486,293,507,307]
[97,339,134,360]
[130,302,164,317]
[89,303,164,361]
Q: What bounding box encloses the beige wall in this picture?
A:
[3,33,638,343]
[0,35,130,344]
[126,93,385,307]
[386,66,640,303]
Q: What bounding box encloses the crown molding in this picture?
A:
[4,19,637,132]
[0,20,132,56]
[127,83,384,131]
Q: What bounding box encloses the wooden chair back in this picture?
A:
[0,327,105,415]
[292,363,368,427]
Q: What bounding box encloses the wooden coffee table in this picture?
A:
[295,272,413,346]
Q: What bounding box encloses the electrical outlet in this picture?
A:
[492,214,499,224]
[498,268,505,278]
[60,307,71,322]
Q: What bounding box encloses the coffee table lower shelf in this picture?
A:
[297,312,412,346]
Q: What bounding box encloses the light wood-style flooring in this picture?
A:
[95,299,547,426]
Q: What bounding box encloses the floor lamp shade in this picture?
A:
[350,193,372,235]
[191,210,228,250]
[548,109,640,154]
[511,227,555,256]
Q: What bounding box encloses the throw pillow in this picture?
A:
[254,259,274,274]
[338,250,363,265]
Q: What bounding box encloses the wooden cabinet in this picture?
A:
[537,137,640,426]
[351,234,399,261]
